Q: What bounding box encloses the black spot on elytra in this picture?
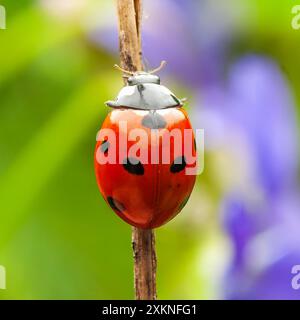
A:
[107,196,125,213]
[178,195,190,212]
[170,156,186,173]
[123,157,144,175]
[100,140,110,154]
[142,112,167,129]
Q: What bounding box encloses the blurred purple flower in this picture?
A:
[220,56,300,299]
[223,192,300,300]
[226,57,298,195]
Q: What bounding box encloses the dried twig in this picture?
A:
[116,0,157,300]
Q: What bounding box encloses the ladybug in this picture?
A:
[94,63,197,229]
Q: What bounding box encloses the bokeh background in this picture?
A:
[0,0,300,299]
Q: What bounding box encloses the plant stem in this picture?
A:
[117,0,157,300]
[132,228,157,300]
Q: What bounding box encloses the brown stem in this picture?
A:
[117,0,142,73]
[132,228,157,300]
[116,0,157,300]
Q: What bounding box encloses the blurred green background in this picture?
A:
[0,0,300,299]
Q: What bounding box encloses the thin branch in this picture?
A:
[117,0,142,73]
[116,0,157,300]
[132,228,157,300]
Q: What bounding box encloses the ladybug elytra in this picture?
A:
[94,65,197,229]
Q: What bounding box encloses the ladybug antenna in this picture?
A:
[114,64,134,75]
[148,60,167,74]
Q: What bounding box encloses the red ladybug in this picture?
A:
[95,65,197,229]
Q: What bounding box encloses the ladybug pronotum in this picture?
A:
[95,64,197,229]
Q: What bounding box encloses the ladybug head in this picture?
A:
[127,73,160,86]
